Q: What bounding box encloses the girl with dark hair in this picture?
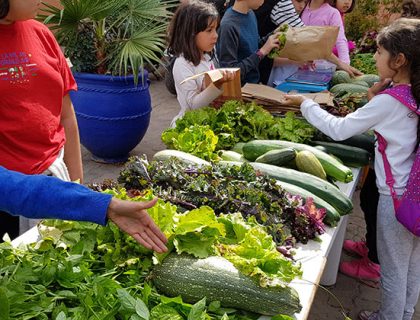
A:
[168,0,234,127]
[283,18,420,320]
[0,0,82,235]
[329,0,356,56]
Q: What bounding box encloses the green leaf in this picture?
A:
[135,299,150,320]
[117,289,137,312]
[0,287,9,320]
[175,207,225,237]
[150,304,183,320]
[188,297,206,320]
[56,311,67,320]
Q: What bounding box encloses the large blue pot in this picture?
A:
[70,72,151,163]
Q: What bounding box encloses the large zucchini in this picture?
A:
[255,148,296,166]
[243,140,353,183]
[314,132,375,155]
[152,253,302,316]
[153,150,210,166]
[312,141,371,167]
[276,181,341,226]
[250,162,353,215]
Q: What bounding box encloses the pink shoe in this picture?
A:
[358,310,379,320]
[340,257,380,281]
[343,239,369,257]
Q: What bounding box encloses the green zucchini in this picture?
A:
[255,148,296,166]
[152,253,302,316]
[219,150,246,162]
[153,150,210,166]
[312,141,371,167]
[250,162,353,215]
[314,132,375,155]
[243,140,353,183]
[276,181,341,226]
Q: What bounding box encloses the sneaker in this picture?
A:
[358,310,379,320]
[343,239,369,257]
[339,257,381,281]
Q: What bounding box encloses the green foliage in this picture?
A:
[351,53,377,74]
[162,101,315,160]
[39,0,177,84]
[345,0,402,43]
[118,156,327,245]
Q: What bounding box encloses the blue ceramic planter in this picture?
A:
[70,72,151,163]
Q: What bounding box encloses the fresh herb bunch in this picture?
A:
[118,156,326,245]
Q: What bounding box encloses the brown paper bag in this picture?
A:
[180,68,242,108]
[277,26,339,61]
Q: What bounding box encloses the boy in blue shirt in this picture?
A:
[217,0,280,85]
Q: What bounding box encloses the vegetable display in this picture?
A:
[118,156,327,245]
[1,192,302,319]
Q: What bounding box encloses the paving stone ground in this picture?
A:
[81,79,420,320]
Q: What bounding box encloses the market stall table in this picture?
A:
[12,167,360,320]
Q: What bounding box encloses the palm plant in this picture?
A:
[39,0,176,84]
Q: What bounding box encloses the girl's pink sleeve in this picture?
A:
[330,10,350,64]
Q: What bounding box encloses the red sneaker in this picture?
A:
[343,239,369,257]
[339,257,380,281]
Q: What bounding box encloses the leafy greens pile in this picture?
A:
[162,100,315,160]
[117,156,326,245]
[0,190,301,319]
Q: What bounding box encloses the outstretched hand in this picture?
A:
[107,197,168,253]
[282,94,306,106]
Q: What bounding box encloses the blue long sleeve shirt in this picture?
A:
[217,7,261,85]
[0,166,112,225]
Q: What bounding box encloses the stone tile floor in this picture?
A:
[81,79,420,320]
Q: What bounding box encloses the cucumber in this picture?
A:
[219,150,246,162]
[243,140,353,183]
[276,181,341,226]
[255,148,296,166]
[152,253,302,316]
[314,132,375,154]
[312,141,371,167]
[153,150,210,166]
[295,150,327,180]
[250,162,353,215]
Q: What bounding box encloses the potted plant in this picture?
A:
[39,0,174,163]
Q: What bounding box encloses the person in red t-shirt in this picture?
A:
[0,0,83,237]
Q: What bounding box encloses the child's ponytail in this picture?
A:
[410,52,420,106]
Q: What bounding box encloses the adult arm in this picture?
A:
[0,167,168,252]
[0,166,110,225]
[61,94,83,182]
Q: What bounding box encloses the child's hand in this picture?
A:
[260,32,280,56]
[282,94,306,106]
[214,70,235,89]
[337,61,363,77]
[368,78,392,100]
